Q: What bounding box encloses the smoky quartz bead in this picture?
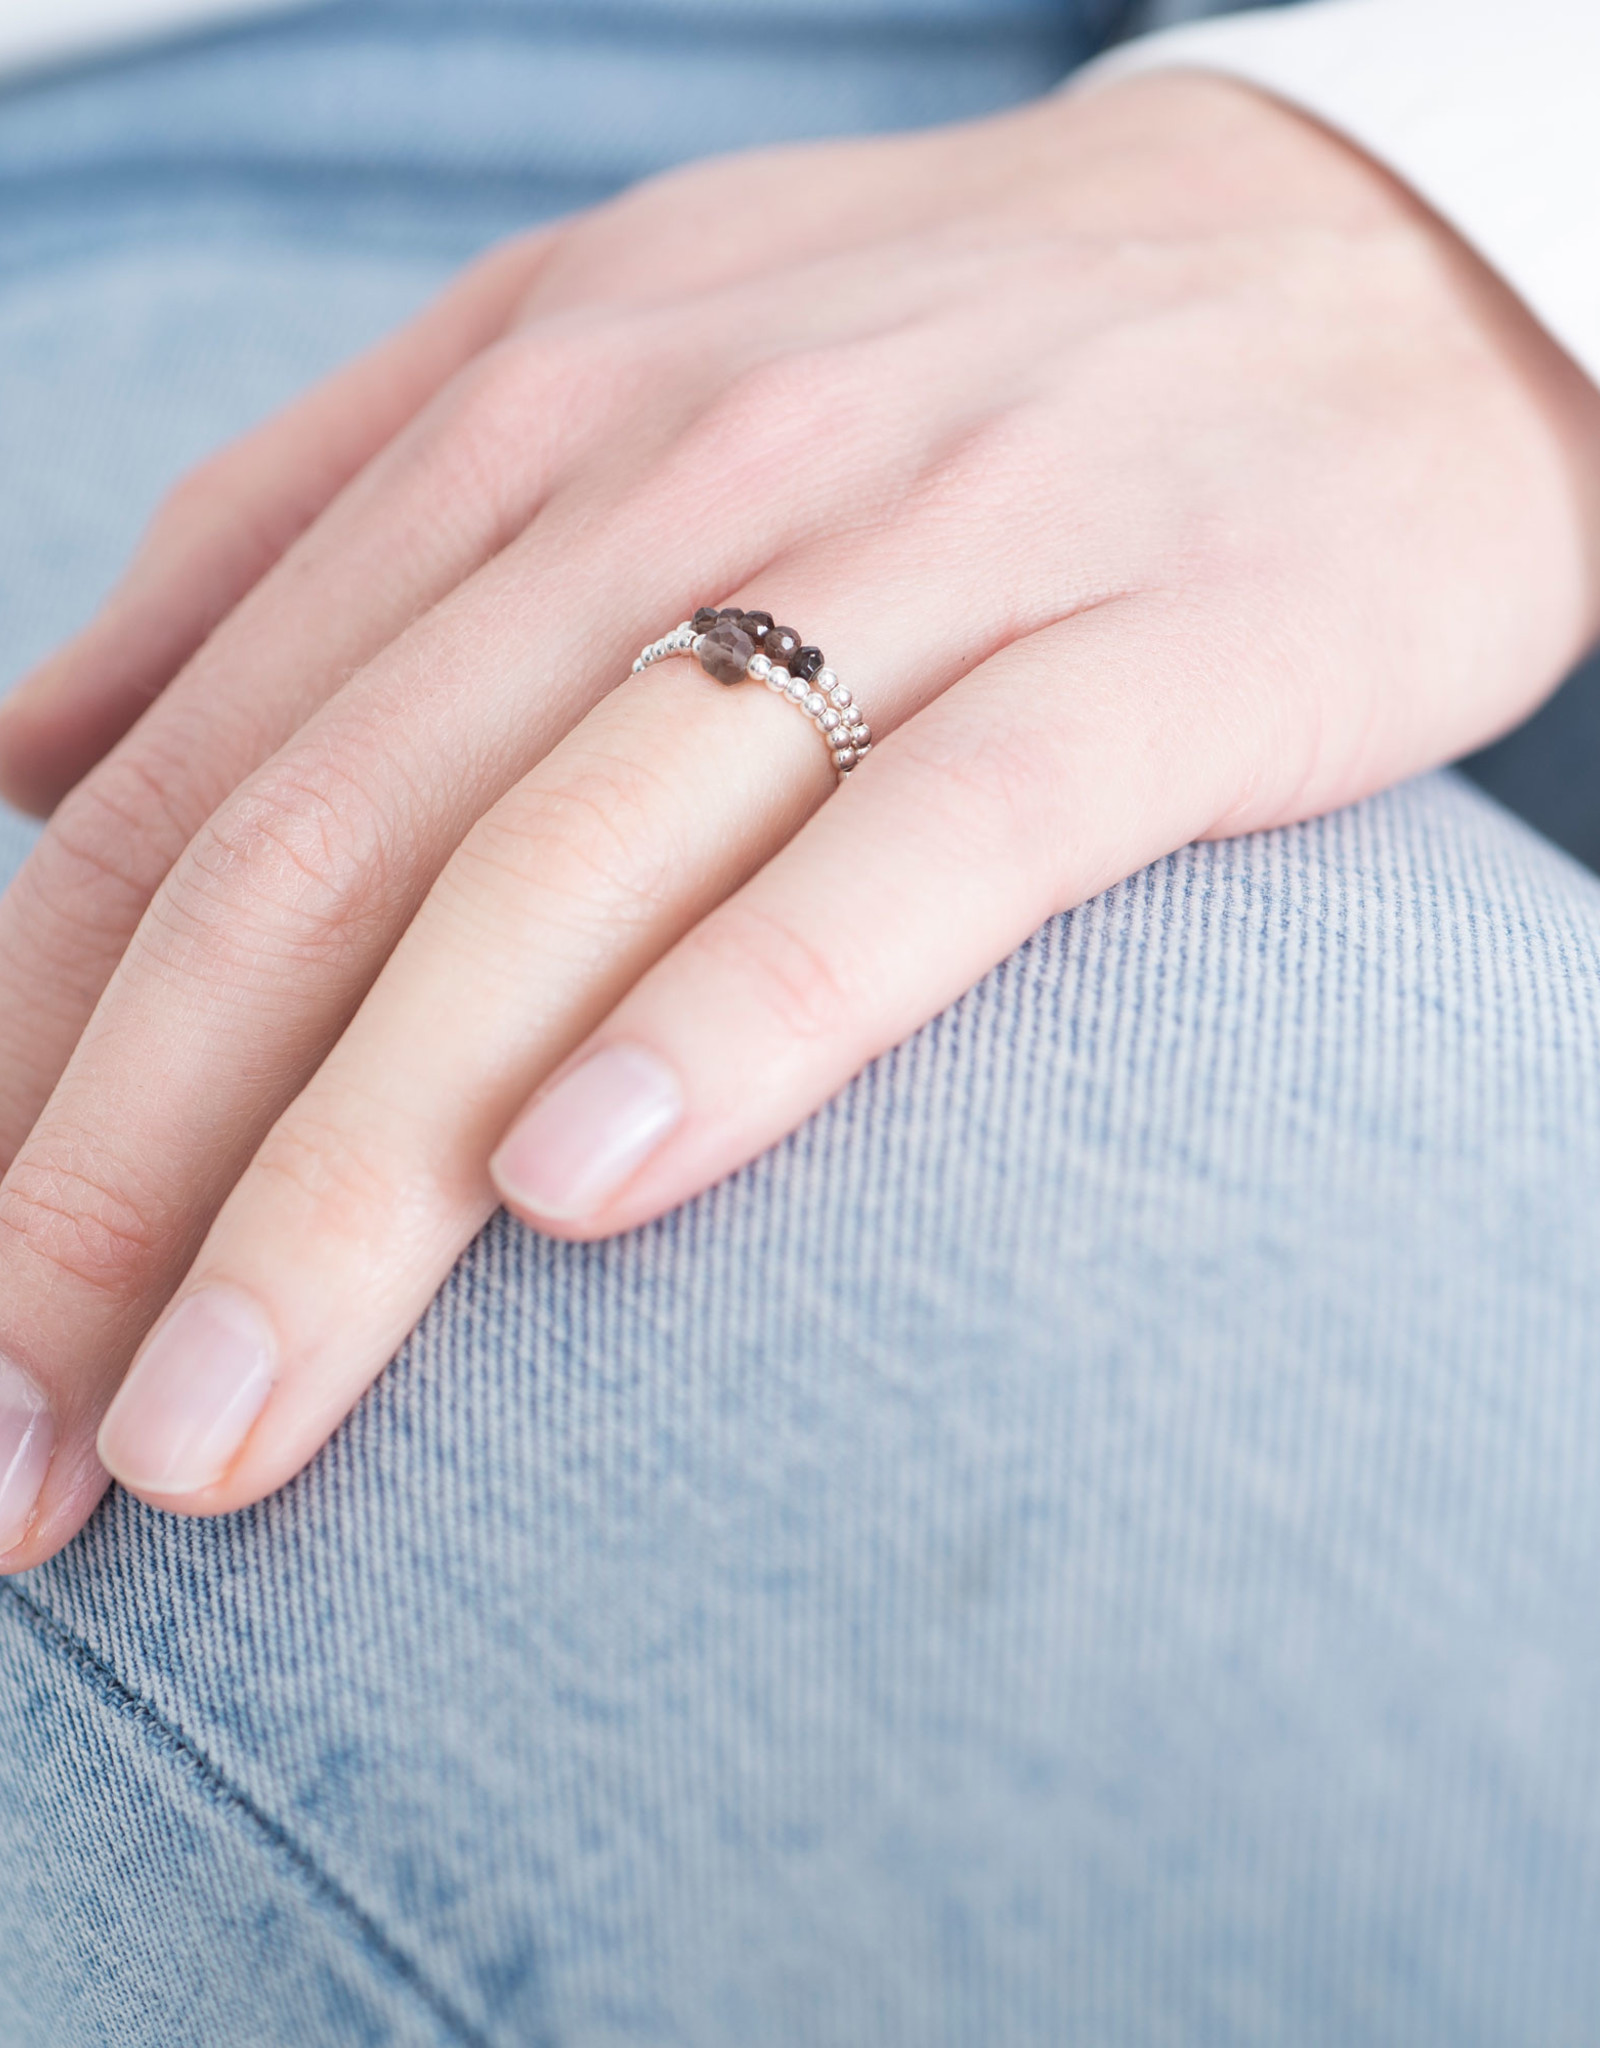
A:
[635,608,864,783]
[698,620,756,684]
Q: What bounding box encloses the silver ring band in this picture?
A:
[631,609,872,782]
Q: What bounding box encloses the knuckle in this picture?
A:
[448,752,678,933]
[156,759,398,976]
[423,344,536,490]
[0,1132,171,1303]
[249,1108,411,1236]
[895,717,1064,878]
[683,345,872,485]
[45,749,197,905]
[688,897,858,1046]
[908,405,1061,528]
[18,748,203,974]
[423,329,629,523]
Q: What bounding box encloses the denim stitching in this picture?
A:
[0,1579,507,2048]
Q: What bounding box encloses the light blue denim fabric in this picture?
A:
[3,5,1600,2045]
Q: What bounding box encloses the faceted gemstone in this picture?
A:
[739,609,774,637]
[792,645,824,682]
[717,607,746,622]
[762,625,801,667]
[698,621,755,684]
[691,606,720,633]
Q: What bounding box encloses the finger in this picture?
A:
[0,231,550,817]
[91,661,828,1514]
[83,592,1227,1525]
[487,597,1245,1239]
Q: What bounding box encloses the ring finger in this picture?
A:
[81,551,1047,1522]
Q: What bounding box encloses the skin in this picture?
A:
[0,70,1597,1567]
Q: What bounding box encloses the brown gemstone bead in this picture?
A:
[791,645,824,682]
[739,609,774,638]
[762,625,800,667]
[691,606,720,633]
[698,621,755,685]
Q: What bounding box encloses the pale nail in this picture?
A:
[98,1286,276,1496]
[491,1043,684,1221]
[0,1356,53,1555]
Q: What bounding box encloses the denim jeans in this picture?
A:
[2,6,1598,2045]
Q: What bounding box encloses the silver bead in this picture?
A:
[851,723,871,746]
[830,684,852,709]
[832,746,856,769]
[816,668,837,695]
[804,692,826,717]
[785,678,807,702]
[691,634,706,656]
[768,665,790,689]
[766,670,787,692]
[819,708,841,731]
[675,620,693,640]
[632,658,643,673]
[746,652,772,681]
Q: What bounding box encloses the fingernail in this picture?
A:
[0,1357,53,1555]
[98,1285,276,1496]
[491,1043,684,1221]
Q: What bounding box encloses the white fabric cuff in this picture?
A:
[0,0,311,79]
[1085,0,1600,390]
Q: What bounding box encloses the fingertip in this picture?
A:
[0,1441,112,1575]
[489,1041,685,1228]
[0,1354,55,1559]
[97,1285,277,1502]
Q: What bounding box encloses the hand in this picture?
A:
[1,72,1597,1568]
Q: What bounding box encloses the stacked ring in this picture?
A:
[631,606,872,782]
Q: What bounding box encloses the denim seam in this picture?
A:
[0,1578,501,2048]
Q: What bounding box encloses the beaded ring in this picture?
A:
[631,606,872,783]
